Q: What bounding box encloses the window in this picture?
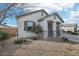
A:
[24,21,35,31]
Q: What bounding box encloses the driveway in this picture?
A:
[62,32,79,42]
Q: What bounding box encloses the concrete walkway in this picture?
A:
[62,33,79,42]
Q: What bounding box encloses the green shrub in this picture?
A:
[32,37,37,40]
[71,32,78,35]
[0,32,8,40]
[67,31,78,35]
[62,37,69,42]
[14,37,32,44]
[67,31,72,33]
[14,37,28,44]
[14,39,26,44]
[31,25,43,34]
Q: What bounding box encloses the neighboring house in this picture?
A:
[0,24,10,28]
[62,23,77,32]
[77,27,79,32]
[16,9,64,39]
[0,24,17,37]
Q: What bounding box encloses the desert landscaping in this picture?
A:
[0,38,79,56]
[0,3,79,56]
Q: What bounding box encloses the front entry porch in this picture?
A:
[48,21,53,37]
[47,21,61,38]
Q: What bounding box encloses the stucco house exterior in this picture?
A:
[16,9,64,39]
[77,27,79,35]
[62,23,77,32]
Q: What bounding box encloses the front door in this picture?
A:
[48,21,53,37]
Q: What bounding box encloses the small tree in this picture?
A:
[31,25,43,40]
[31,25,43,34]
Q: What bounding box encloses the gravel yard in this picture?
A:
[0,38,79,56]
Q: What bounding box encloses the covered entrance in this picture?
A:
[56,22,60,37]
[48,21,53,37]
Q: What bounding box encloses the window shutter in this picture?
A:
[24,21,27,31]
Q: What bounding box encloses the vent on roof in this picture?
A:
[37,18,44,22]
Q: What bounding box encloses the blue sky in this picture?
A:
[0,3,79,27]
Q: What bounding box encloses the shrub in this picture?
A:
[67,31,78,35]
[0,32,9,40]
[14,39,27,44]
[67,31,72,33]
[32,37,37,40]
[71,32,78,35]
[14,37,31,44]
[31,25,43,34]
[62,30,65,32]
[62,37,69,42]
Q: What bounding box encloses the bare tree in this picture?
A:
[0,3,41,24]
[0,3,16,23]
[0,3,29,24]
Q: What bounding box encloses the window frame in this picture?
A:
[24,21,35,31]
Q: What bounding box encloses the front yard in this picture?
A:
[0,38,79,56]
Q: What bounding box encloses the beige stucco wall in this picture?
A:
[17,11,47,38]
[40,15,63,39]
[17,11,63,39]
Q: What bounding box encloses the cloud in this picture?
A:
[10,0,79,3]
[70,10,79,19]
[17,3,75,12]
[66,10,79,24]
[67,20,76,24]
[17,3,79,25]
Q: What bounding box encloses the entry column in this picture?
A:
[53,22,56,38]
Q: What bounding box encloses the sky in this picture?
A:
[0,3,79,27]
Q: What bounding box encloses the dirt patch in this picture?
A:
[14,40,79,56]
[1,39,79,56]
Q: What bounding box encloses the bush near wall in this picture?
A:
[14,37,32,44]
[71,32,78,35]
[0,32,9,41]
[67,31,79,35]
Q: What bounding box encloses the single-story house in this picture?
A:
[62,23,77,32]
[77,27,79,32]
[0,24,18,37]
[16,9,64,39]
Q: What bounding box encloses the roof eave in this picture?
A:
[16,9,48,19]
